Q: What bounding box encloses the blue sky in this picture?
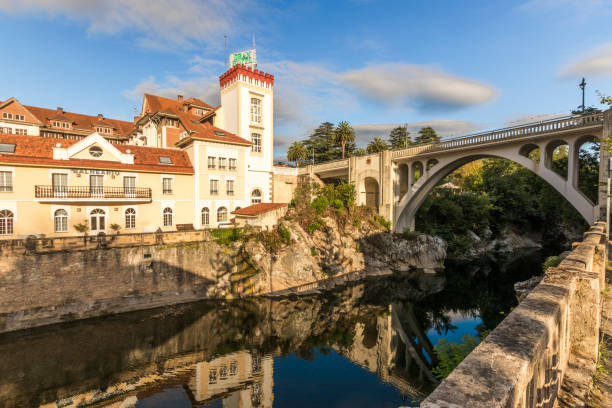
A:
[1,0,612,157]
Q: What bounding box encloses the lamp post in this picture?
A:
[579,78,586,113]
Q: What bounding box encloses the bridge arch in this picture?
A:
[394,146,598,232]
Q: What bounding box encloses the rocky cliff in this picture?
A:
[233,209,447,294]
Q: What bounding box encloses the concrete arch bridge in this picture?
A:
[299,111,610,232]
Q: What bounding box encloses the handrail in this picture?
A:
[34,185,152,199]
[391,112,603,159]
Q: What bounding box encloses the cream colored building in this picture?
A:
[0,64,298,239]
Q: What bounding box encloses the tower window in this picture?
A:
[250,98,261,123]
[251,133,261,153]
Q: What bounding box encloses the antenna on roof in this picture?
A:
[252,33,256,49]
[224,35,228,70]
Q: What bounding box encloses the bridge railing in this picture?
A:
[298,158,350,174]
[391,112,603,159]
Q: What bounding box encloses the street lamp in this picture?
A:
[579,78,586,113]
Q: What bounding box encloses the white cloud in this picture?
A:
[560,43,612,78]
[123,75,220,106]
[340,64,498,111]
[353,120,481,146]
[0,0,254,49]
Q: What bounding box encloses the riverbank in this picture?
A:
[0,207,446,334]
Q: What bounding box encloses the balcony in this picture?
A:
[34,185,152,203]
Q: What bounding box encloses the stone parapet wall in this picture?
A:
[0,230,212,255]
[0,234,264,334]
[421,222,607,407]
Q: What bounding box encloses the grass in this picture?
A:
[210,228,243,245]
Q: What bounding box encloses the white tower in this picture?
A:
[219,65,274,204]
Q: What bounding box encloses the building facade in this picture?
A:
[0,64,298,239]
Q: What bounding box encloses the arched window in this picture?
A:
[125,208,136,229]
[251,189,262,204]
[54,209,68,232]
[217,207,228,223]
[251,133,261,152]
[201,207,209,226]
[0,209,14,235]
[163,207,173,226]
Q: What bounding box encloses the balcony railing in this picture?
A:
[35,185,152,199]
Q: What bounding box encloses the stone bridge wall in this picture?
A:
[421,222,607,407]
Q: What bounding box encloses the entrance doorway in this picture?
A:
[90,208,106,235]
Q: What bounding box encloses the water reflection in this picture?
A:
[0,252,541,407]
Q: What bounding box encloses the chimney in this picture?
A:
[97,114,103,121]
[56,107,63,114]
[177,95,183,102]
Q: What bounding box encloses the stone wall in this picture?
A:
[0,233,267,333]
[421,222,607,408]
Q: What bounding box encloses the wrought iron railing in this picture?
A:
[391,113,604,159]
[35,185,152,199]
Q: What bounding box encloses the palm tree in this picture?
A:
[367,137,390,153]
[287,141,308,167]
[333,121,355,160]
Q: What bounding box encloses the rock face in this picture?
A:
[241,211,447,293]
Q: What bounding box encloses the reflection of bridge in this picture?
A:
[300,111,610,231]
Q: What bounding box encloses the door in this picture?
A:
[90,175,103,198]
[90,209,106,235]
[123,176,136,198]
[52,173,67,197]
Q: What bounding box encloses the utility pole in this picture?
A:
[579,77,586,113]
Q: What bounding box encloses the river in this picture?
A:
[0,250,547,408]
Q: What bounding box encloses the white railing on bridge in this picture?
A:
[298,158,349,174]
[391,113,603,159]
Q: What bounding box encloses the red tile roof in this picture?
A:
[0,134,193,174]
[24,105,134,139]
[141,94,250,146]
[184,97,214,109]
[232,203,288,216]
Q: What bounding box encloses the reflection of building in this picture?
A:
[191,352,274,407]
[343,302,438,399]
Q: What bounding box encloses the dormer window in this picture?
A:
[159,156,172,164]
[166,118,179,128]
[96,126,111,134]
[53,120,70,129]
[193,108,206,116]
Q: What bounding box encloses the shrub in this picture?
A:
[542,255,563,272]
[310,246,317,256]
[401,230,420,240]
[378,216,391,231]
[211,228,243,245]
[307,218,326,234]
[311,196,329,215]
[352,219,361,228]
[278,224,291,244]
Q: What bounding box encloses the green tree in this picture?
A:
[287,141,308,167]
[415,126,440,145]
[366,137,389,153]
[302,122,356,164]
[388,124,412,149]
[333,121,355,160]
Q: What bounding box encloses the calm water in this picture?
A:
[0,251,544,408]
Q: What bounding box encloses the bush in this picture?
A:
[401,230,420,240]
[311,196,329,215]
[278,224,291,244]
[307,218,326,234]
[352,219,361,228]
[378,216,391,231]
[542,255,563,272]
[211,228,243,245]
[310,246,317,256]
